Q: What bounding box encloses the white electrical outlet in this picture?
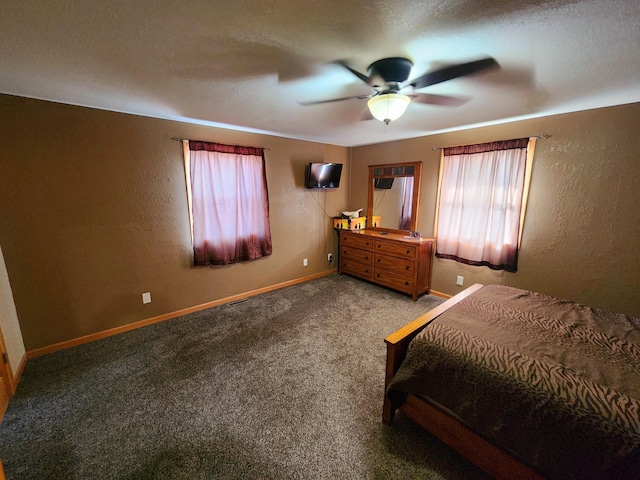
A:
[142,292,152,304]
[456,276,464,286]
[328,253,333,262]
[303,258,308,267]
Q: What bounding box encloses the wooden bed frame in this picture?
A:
[383,284,546,480]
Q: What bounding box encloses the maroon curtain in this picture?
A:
[188,141,272,266]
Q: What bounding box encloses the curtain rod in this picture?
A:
[431,133,551,151]
[171,137,270,151]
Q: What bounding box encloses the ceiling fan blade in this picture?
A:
[334,60,374,85]
[299,94,372,106]
[408,93,469,107]
[407,57,500,90]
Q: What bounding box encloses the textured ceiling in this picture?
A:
[1,0,639,146]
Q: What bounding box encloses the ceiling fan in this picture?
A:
[301,57,500,124]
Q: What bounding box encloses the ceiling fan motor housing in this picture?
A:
[367,58,413,86]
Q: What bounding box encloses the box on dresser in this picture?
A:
[333,216,367,231]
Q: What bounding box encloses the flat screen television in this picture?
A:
[305,162,343,189]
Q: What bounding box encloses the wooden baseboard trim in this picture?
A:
[27,270,337,359]
[429,289,451,299]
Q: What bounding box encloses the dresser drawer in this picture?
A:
[374,240,416,259]
[338,230,433,301]
[340,232,374,251]
[341,245,373,266]
[341,259,373,279]
[374,254,414,276]
[373,270,415,295]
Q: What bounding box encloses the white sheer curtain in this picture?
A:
[183,141,272,266]
[435,138,534,272]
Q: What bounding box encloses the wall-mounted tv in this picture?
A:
[305,162,343,189]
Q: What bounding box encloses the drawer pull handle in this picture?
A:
[376,273,380,278]
[405,281,409,286]
[365,256,369,260]
[406,249,410,254]
[405,266,410,270]
[378,245,382,248]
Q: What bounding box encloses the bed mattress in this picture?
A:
[386,285,640,479]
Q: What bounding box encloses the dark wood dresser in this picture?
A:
[338,229,434,301]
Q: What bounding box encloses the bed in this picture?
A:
[383,284,640,480]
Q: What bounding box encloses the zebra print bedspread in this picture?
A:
[386,285,640,479]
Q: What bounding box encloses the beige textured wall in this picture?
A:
[352,103,640,317]
[0,95,349,350]
[2,94,638,351]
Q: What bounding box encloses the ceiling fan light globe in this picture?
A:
[367,94,411,124]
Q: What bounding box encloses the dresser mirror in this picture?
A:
[367,161,422,233]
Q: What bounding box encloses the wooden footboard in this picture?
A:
[383,283,482,424]
[382,284,545,480]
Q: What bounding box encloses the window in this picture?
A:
[435,138,536,272]
[183,140,272,266]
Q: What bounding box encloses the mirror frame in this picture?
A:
[367,161,422,233]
